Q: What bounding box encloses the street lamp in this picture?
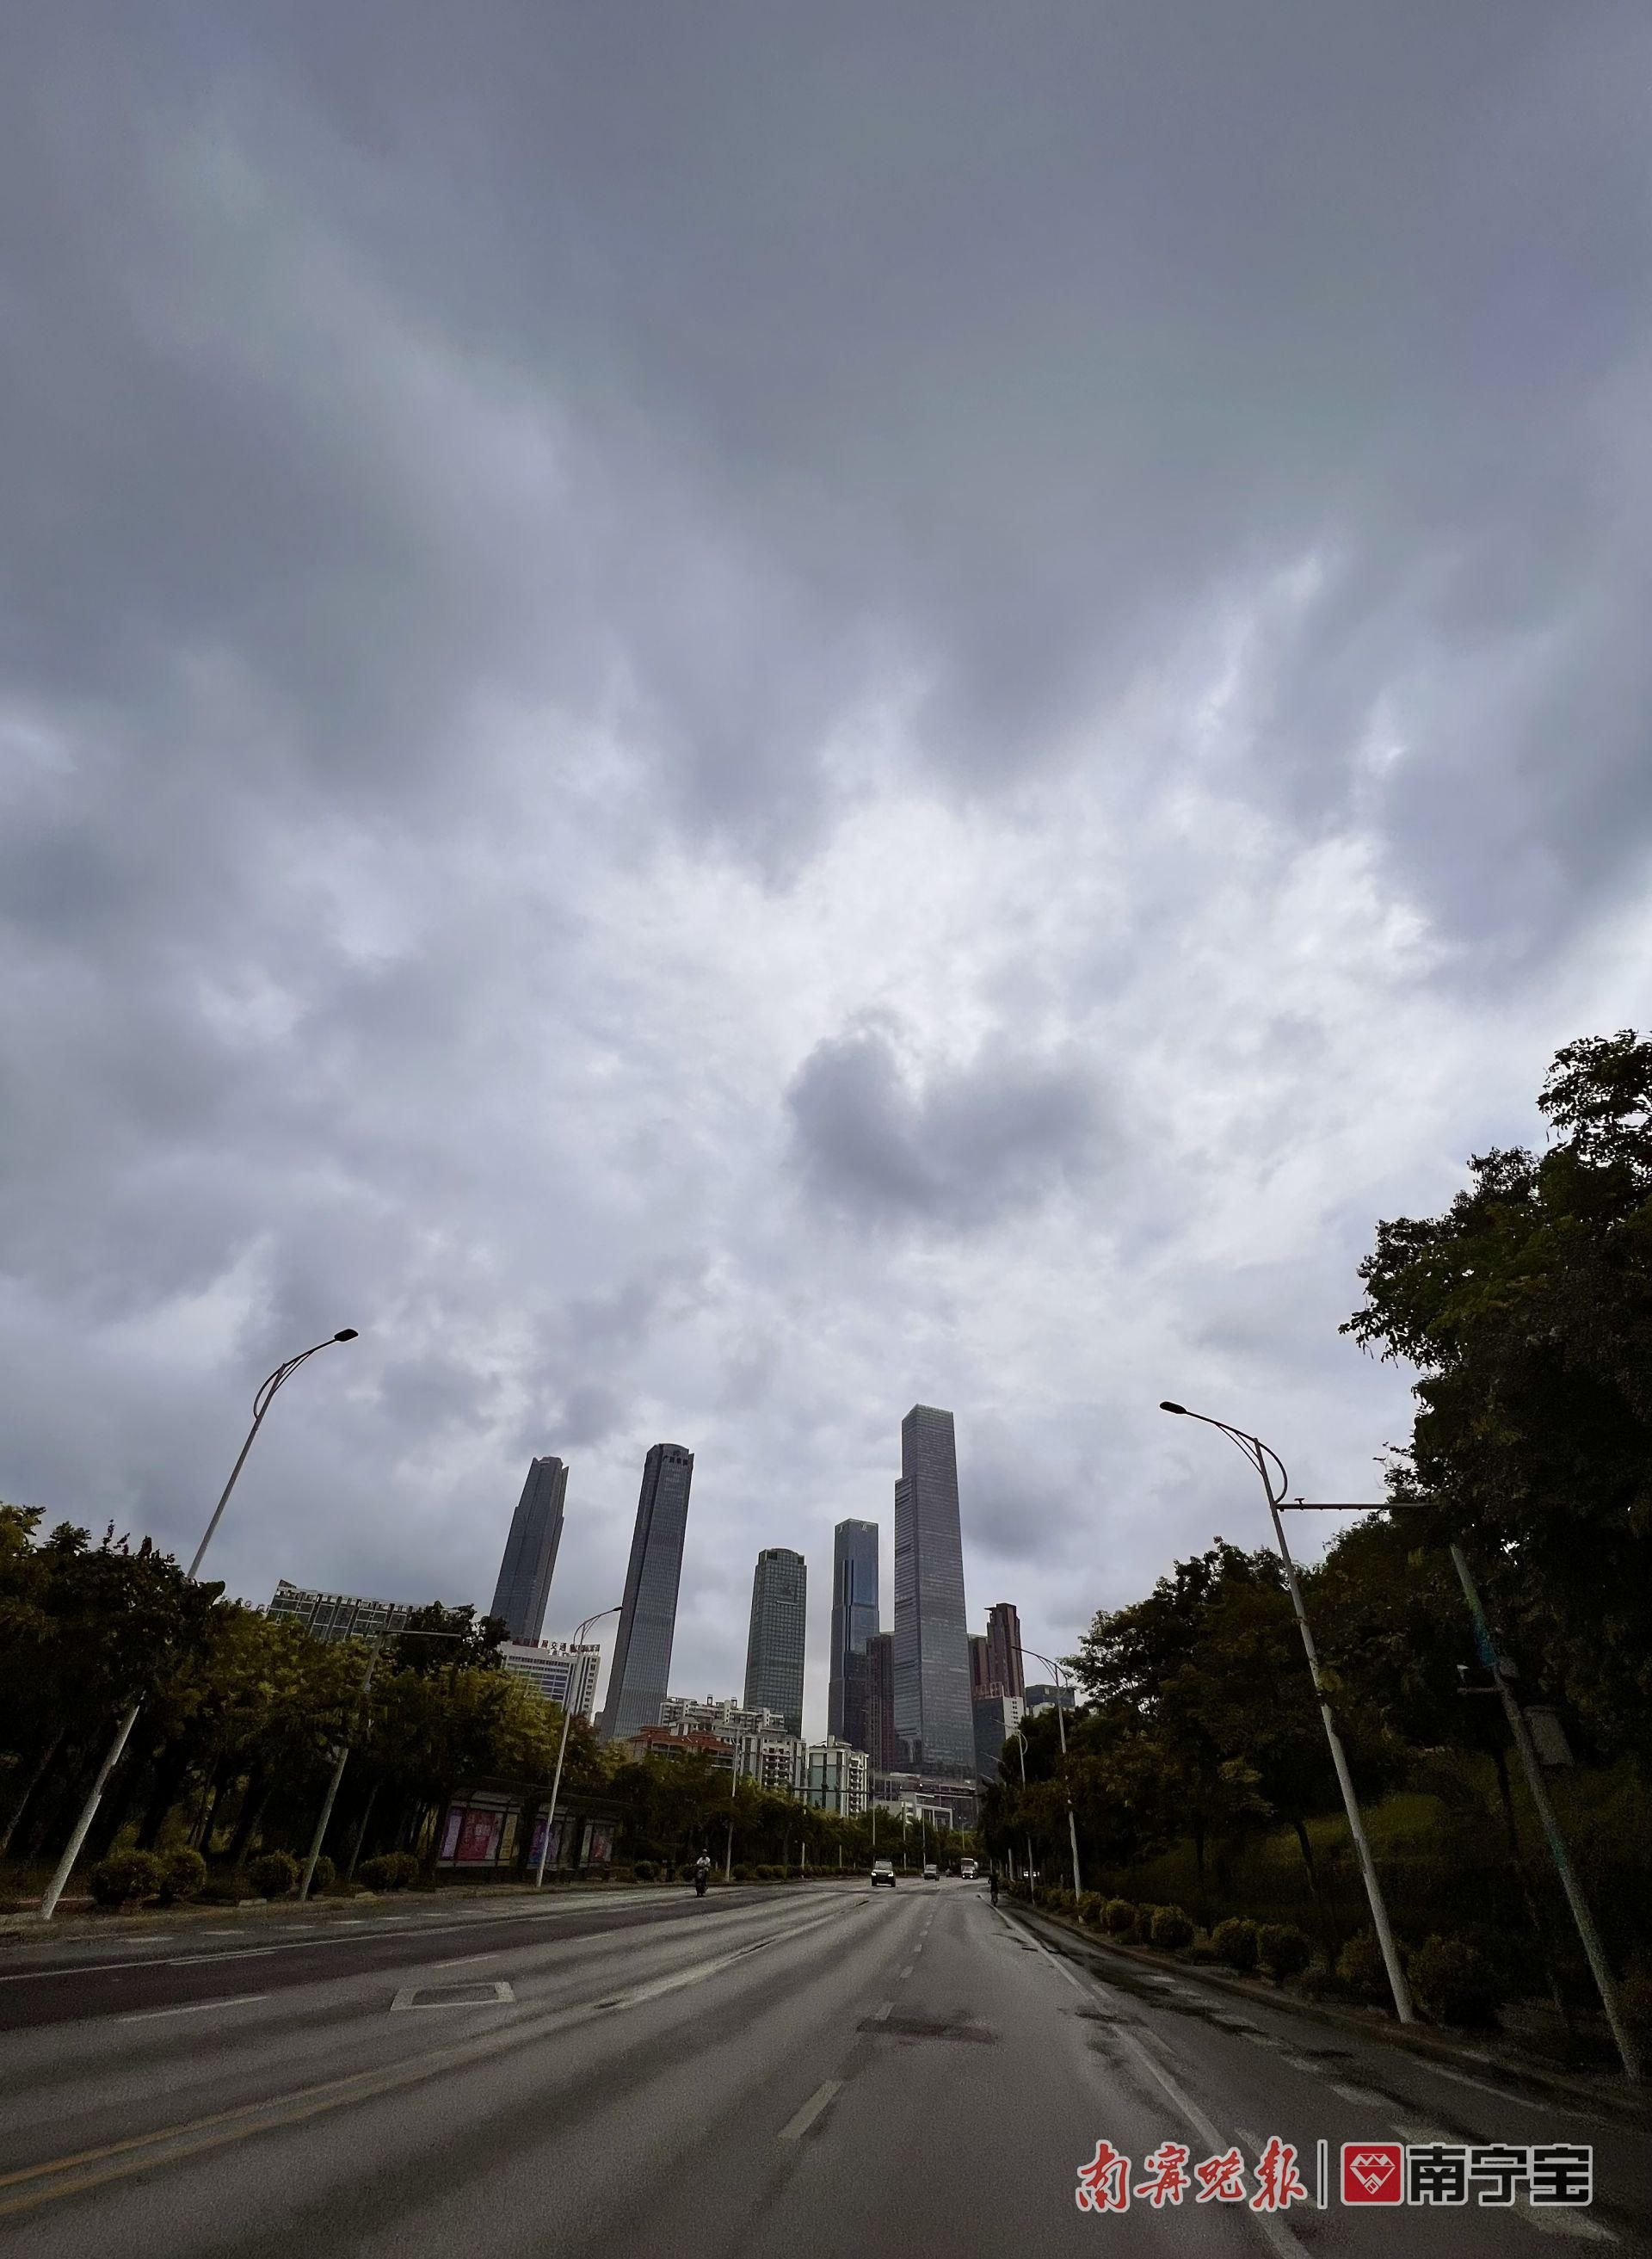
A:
[40,1330,360,1922]
[1158,1400,1414,2023]
[534,1606,620,1888]
[1017,1645,1082,1899]
[1004,1725,1035,1889]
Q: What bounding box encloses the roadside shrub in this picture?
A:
[1150,1904,1195,1952]
[358,1852,417,1892]
[1211,1916,1260,1973]
[1256,1923,1312,1984]
[247,1850,299,1900]
[1103,1898,1137,1936]
[196,1873,244,1905]
[1410,1935,1503,2030]
[1077,1891,1106,1925]
[632,1860,657,1882]
[1127,1904,1162,1946]
[157,1847,207,1904]
[89,1850,163,1908]
[306,1855,336,1897]
[1336,1929,1407,2007]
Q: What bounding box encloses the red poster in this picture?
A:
[456,1809,501,1863]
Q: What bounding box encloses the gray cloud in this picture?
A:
[3,2,1652,1721]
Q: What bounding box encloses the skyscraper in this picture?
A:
[743,1547,806,1737]
[892,1404,975,1776]
[969,1632,991,1699]
[488,1456,568,1645]
[597,1443,694,1742]
[828,1519,879,1750]
[986,1600,1025,1698]
[864,1630,897,1774]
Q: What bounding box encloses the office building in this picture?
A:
[969,1633,992,1699]
[1023,1682,1076,1715]
[499,1639,601,1722]
[985,1601,1024,1698]
[805,1738,870,1818]
[827,1519,879,1752]
[598,1443,695,1743]
[659,1694,785,1737]
[864,1630,897,1774]
[489,1456,568,1645]
[268,1580,419,1644]
[626,1725,736,1774]
[870,1770,975,1833]
[743,1547,806,1737]
[892,1404,975,1777]
[972,1692,1025,1782]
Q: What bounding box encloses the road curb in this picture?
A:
[1017,1905,1651,2130]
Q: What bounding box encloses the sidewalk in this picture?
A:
[1019,1901,1651,2131]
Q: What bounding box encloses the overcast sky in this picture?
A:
[4,3,1650,1735]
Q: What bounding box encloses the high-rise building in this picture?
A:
[864,1630,897,1773]
[985,1601,1025,1698]
[499,1639,601,1721]
[806,1739,870,1818]
[597,1443,695,1742]
[489,1456,568,1645]
[828,1519,879,1751]
[268,1580,419,1644]
[969,1633,992,1699]
[743,1547,807,1737]
[972,1692,1025,1782]
[892,1404,974,1777]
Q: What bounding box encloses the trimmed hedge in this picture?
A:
[157,1847,207,1904]
[89,1850,163,1907]
[1256,1923,1312,1983]
[1103,1898,1137,1935]
[247,1850,299,1900]
[1150,1904,1195,1952]
[358,1851,419,1892]
[1410,1935,1503,2029]
[1211,1916,1260,1972]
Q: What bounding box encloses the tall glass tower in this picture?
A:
[598,1443,694,1742]
[488,1456,567,1645]
[743,1547,807,1737]
[892,1404,974,1775]
[828,1519,879,1750]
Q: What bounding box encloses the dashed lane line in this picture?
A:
[777,2081,842,2142]
[119,1995,268,2025]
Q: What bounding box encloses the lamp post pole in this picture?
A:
[1005,1725,1034,1891]
[1158,1402,1413,2022]
[40,1330,359,1922]
[1019,1645,1082,1898]
[534,1607,620,1889]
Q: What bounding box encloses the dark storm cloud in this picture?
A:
[786,1025,1101,1229]
[3,2,1652,1696]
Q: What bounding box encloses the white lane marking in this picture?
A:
[391,1980,514,2010]
[1002,1912,1306,2259]
[898,1964,913,1979]
[120,1994,268,2024]
[1282,2055,1323,2075]
[912,1944,923,1956]
[1513,2195,1615,2243]
[1242,2033,1282,2049]
[1331,2083,1389,2108]
[778,2081,842,2142]
[873,2001,892,2021]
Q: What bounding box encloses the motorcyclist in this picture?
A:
[693,1850,712,1897]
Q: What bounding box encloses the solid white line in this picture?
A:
[120,1994,268,2024]
[777,2081,842,2142]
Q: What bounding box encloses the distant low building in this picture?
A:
[733,1729,805,1798]
[805,1738,869,1818]
[972,1692,1024,1782]
[658,1694,785,1737]
[1022,1682,1076,1716]
[268,1579,422,1644]
[500,1640,602,1722]
[871,1769,976,1833]
[624,1725,736,1774]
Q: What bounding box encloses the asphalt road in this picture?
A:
[0,1881,1644,2256]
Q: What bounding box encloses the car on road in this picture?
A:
[959,1858,977,1880]
[922,1861,940,1880]
[871,1858,896,1886]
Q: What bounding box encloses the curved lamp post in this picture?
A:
[1158,1399,1413,2023]
[1018,1644,1082,1898]
[534,1605,620,1887]
[1003,1725,1035,1887]
[39,1331,359,1921]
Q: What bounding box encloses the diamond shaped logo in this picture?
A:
[1342,2144,1403,2203]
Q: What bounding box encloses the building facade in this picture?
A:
[625,1725,736,1774]
[499,1639,601,1721]
[732,1728,805,1797]
[268,1580,418,1644]
[972,1691,1025,1782]
[489,1456,568,1645]
[827,1518,879,1752]
[743,1546,807,1737]
[597,1443,695,1742]
[863,1630,897,1774]
[892,1404,975,1777]
[985,1601,1025,1698]
[969,1633,992,1699]
[658,1695,784,1737]
[805,1738,870,1818]
[1023,1682,1076,1715]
